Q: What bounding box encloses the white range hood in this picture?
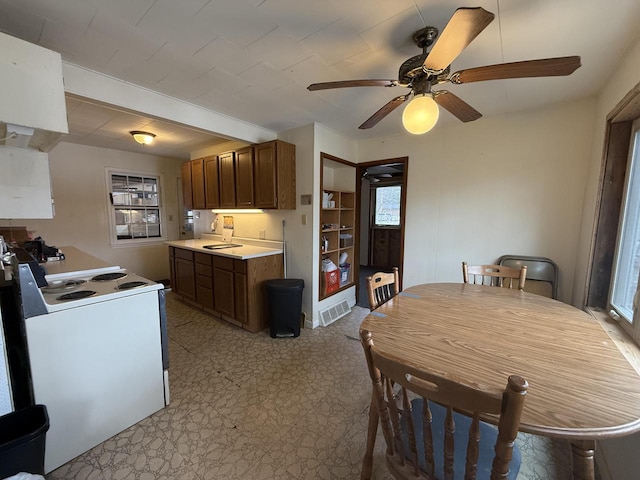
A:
[0,32,68,152]
[0,33,68,219]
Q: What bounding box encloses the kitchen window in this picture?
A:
[107,171,165,244]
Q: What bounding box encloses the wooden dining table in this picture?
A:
[359,283,640,480]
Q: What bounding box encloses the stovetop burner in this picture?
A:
[57,290,97,301]
[42,279,87,294]
[116,281,148,290]
[91,272,127,282]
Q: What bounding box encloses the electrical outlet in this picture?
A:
[259,229,266,239]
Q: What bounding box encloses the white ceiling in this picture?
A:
[2,0,640,158]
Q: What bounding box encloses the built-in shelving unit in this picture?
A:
[320,154,357,300]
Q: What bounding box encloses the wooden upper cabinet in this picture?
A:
[204,155,220,209]
[184,141,295,210]
[254,140,296,209]
[218,151,236,208]
[191,158,206,209]
[235,146,255,207]
[181,160,193,209]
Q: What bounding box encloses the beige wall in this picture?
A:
[11,142,183,280]
[356,98,596,303]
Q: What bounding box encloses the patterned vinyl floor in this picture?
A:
[47,292,573,479]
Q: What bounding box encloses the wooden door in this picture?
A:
[204,155,220,209]
[191,158,206,209]
[180,161,193,209]
[254,142,277,208]
[235,146,254,207]
[218,151,236,208]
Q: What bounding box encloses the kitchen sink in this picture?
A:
[202,243,243,250]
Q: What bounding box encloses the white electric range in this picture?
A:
[14,258,169,474]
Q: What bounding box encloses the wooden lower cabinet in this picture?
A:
[173,248,196,300]
[169,247,283,332]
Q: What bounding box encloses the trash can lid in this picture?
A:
[265,278,304,290]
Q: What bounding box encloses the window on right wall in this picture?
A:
[587,83,640,347]
[609,121,640,341]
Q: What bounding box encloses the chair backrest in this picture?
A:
[498,255,559,299]
[360,330,528,480]
[366,267,400,310]
[462,262,527,290]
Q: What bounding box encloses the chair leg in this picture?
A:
[361,393,379,480]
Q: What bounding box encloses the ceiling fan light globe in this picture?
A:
[402,94,439,134]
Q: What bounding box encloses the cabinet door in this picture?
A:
[218,151,236,208]
[235,147,254,207]
[234,272,247,324]
[175,257,195,300]
[191,158,206,209]
[213,268,235,317]
[169,247,176,292]
[204,155,220,209]
[181,161,193,209]
[254,142,277,208]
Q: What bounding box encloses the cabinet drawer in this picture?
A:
[175,248,194,261]
[195,262,212,277]
[196,274,212,289]
[233,259,247,273]
[212,256,234,271]
[195,252,212,266]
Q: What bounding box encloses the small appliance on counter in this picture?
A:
[23,237,64,263]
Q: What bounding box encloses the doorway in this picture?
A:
[356,158,408,308]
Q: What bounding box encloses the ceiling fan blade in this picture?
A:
[359,95,409,130]
[423,7,495,72]
[450,56,581,84]
[433,91,482,122]
[307,80,397,91]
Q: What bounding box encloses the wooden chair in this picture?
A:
[462,261,527,290]
[360,330,528,480]
[366,267,400,310]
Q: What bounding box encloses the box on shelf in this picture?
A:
[339,263,351,287]
[339,234,353,248]
[324,270,339,295]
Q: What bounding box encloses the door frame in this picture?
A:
[356,156,408,292]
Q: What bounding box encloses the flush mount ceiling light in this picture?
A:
[129,131,156,145]
[402,93,439,134]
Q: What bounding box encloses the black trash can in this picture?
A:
[0,404,50,478]
[265,278,304,338]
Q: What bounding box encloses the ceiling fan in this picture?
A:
[307,7,581,134]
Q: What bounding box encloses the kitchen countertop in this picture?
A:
[42,246,120,279]
[166,235,283,260]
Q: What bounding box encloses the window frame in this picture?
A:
[106,168,167,247]
[609,120,640,340]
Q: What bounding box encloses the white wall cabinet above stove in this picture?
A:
[0,32,68,152]
[0,147,53,219]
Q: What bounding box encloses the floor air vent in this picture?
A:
[320,300,351,327]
